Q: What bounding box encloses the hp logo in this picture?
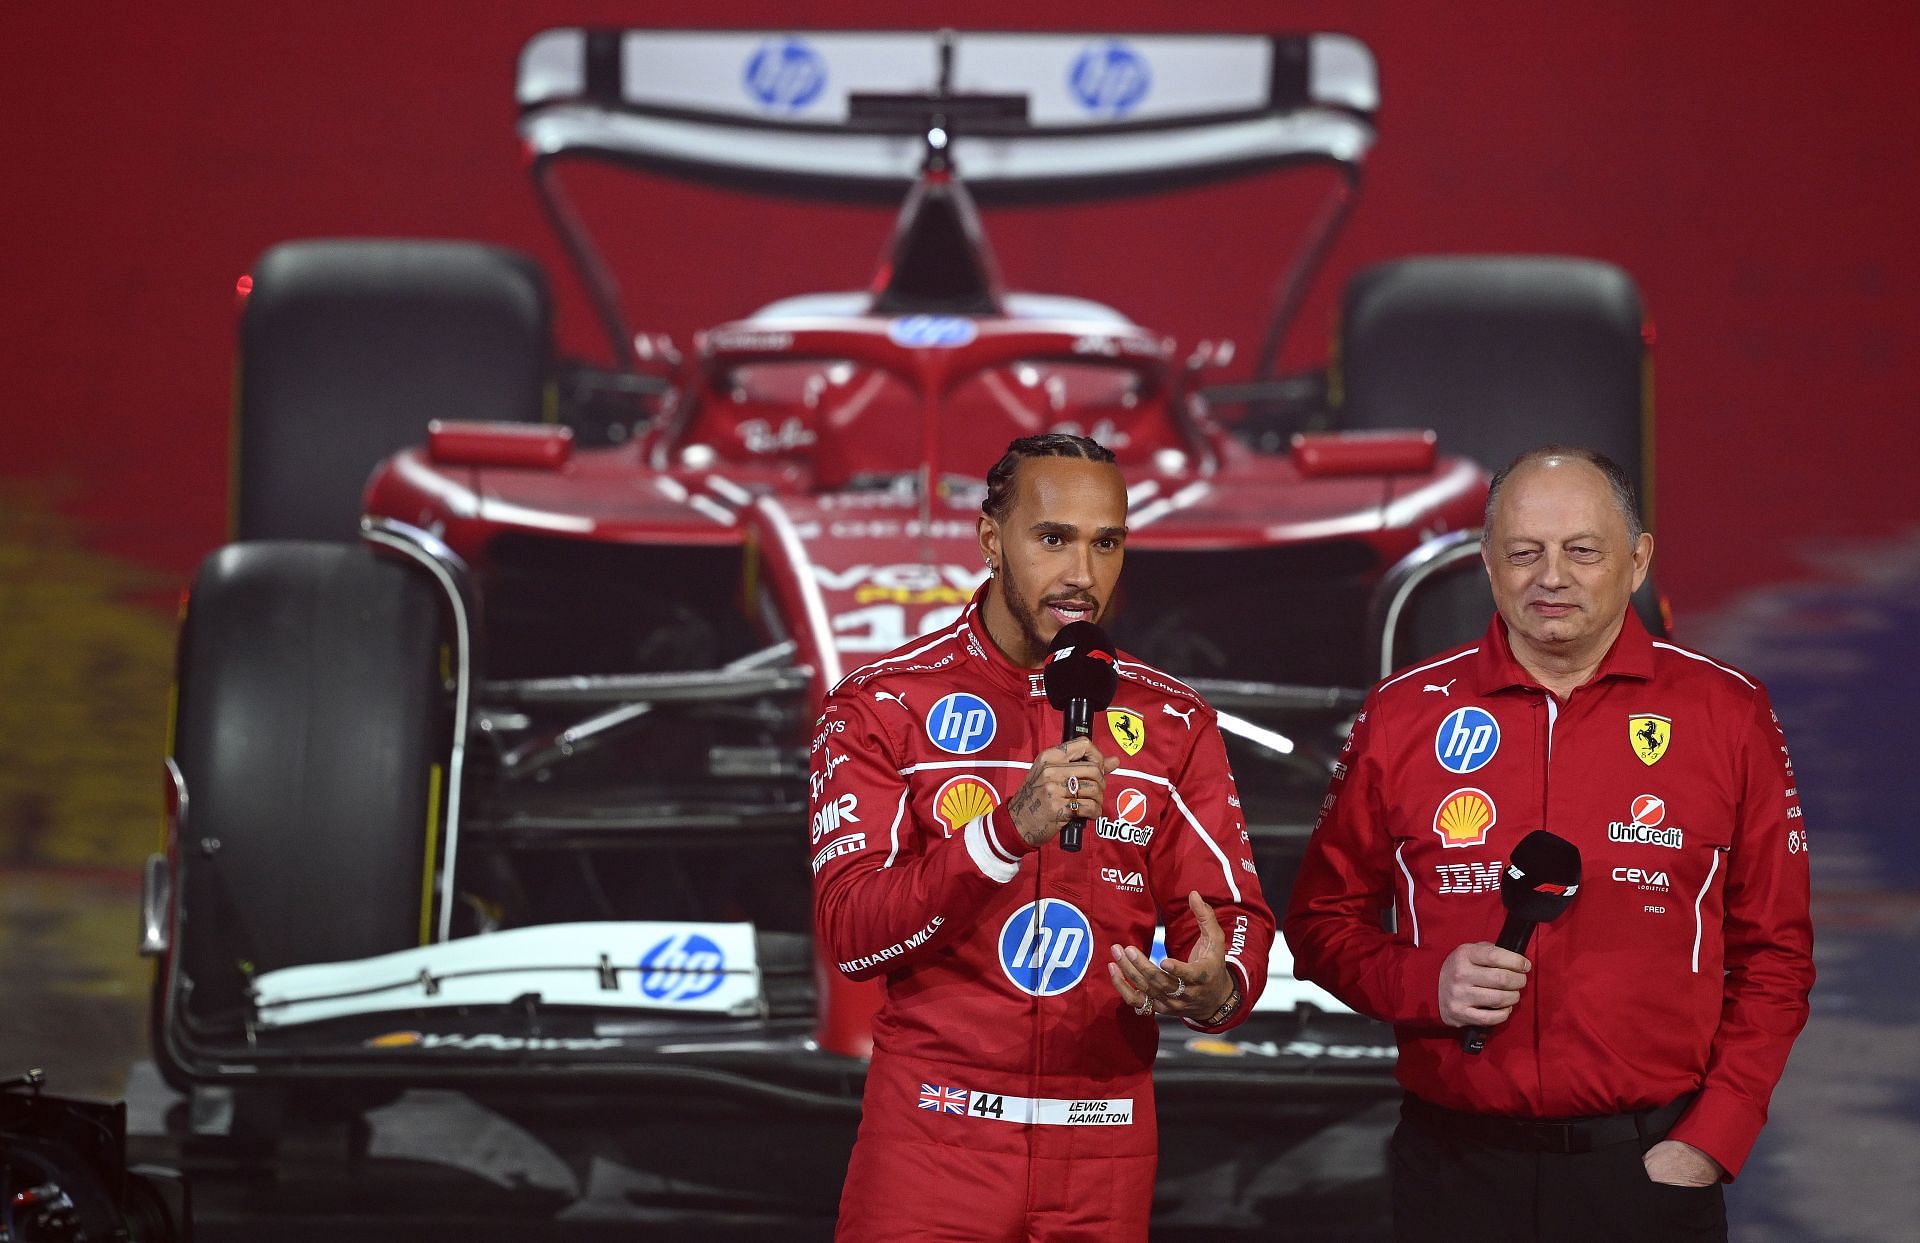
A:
[1068,40,1151,118]
[1434,706,1501,775]
[999,900,1093,996]
[887,315,977,349]
[926,692,997,755]
[743,38,827,112]
[638,933,726,1002]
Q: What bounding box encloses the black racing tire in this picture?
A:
[1336,255,1649,498]
[148,960,191,1094]
[1339,256,1665,658]
[157,541,449,1065]
[1375,539,1493,680]
[235,239,551,542]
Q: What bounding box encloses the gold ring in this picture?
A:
[1067,800,1080,816]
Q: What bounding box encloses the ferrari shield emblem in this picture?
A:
[1629,715,1672,766]
[1106,709,1146,756]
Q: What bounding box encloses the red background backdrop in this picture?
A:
[4,0,1916,614]
[1,0,1917,1120]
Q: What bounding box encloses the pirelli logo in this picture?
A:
[811,833,866,873]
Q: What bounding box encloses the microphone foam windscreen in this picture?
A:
[1043,621,1118,711]
[1501,829,1583,923]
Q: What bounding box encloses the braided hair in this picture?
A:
[981,434,1117,523]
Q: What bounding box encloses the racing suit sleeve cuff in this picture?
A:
[1182,959,1253,1033]
[964,809,1034,882]
[1665,1088,1764,1181]
[1394,945,1452,1028]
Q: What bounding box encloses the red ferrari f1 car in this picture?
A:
[143,28,1660,1117]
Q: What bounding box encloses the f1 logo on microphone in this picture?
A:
[1435,707,1500,775]
[1507,862,1579,898]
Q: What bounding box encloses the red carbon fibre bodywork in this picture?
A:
[363,315,1485,1059]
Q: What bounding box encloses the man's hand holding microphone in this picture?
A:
[1005,617,1121,851]
[1006,736,1119,849]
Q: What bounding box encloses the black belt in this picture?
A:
[1402,1092,1695,1155]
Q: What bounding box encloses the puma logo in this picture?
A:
[873,690,908,711]
[1161,704,1195,727]
[1423,679,1456,696]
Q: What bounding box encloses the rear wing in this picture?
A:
[517,29,1377,202]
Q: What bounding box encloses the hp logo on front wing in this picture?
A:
[638,932,726,1002]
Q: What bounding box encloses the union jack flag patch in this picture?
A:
[917,1083,969,1114]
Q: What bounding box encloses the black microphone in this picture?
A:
[1462,829,1581,1055]
[1042,621,1118,853]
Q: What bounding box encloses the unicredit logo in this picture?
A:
[1607,821,1684,849]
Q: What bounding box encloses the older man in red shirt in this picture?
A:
[1285,445,1813,1242]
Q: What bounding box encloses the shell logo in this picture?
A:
[934,774,999,837]
[1630,794,1665,827]
[1432,788,1497,849]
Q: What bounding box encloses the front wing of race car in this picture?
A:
[250,922,768,1028]
[152,900,1392,1107]
[142,518,1409,1103]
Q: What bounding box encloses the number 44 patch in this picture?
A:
[972,1093,1006,1119]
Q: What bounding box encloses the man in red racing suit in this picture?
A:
[812,436,1272,1242]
